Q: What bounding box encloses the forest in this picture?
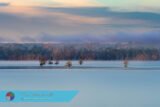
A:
[0,43,159,60]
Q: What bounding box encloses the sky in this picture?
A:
[0,0,160,43]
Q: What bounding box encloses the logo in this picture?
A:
[6,92,15,101]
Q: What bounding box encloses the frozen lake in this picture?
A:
[0,61,160,107]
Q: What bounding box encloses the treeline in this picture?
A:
[0,43,160,60]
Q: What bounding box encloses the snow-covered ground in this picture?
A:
[0,61,160,107]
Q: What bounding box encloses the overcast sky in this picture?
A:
[0,0,159,43]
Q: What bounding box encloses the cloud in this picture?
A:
[41,7,160,25]
[19,30,160,44]
[0,6,159,43]
[0,2,9,7]
[50,0,100,7]
[1,0,100,7]
[112,31,160,44]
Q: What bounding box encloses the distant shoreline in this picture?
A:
[0,66,160,70]
[0,60,160,61]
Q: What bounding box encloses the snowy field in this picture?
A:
[0,61,160,107]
